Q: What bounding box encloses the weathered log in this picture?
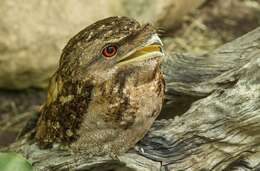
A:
[4,26,260,171]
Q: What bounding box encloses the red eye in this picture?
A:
[102,45,117,58]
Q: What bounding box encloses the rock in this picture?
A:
[0,0,115,89]
[0,0,204,89]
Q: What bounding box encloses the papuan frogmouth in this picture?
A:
[34,16,165,157]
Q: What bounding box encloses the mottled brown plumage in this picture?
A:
[35,16,165,157]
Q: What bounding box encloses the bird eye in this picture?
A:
[102,45,117,58]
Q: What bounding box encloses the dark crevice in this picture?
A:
[157,94,204,119]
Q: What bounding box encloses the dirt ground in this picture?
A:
[0,0,259,146]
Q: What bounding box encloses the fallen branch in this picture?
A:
[4,26,260,171]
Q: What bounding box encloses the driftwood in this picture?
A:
[3,26,260,170]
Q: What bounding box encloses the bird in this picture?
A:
[33,16,165,158]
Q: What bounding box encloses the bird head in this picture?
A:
[58,16,163,85]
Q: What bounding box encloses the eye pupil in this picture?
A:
[107,46,114,53]
[102,45,117,58]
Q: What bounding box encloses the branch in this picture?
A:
[5,27,260,171]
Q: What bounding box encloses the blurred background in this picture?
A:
[0,0,260,147]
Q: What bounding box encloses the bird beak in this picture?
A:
[117,34,164,65]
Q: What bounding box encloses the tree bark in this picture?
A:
[4,26,260,171]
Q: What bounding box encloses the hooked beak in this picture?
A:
[116,34,164,65]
